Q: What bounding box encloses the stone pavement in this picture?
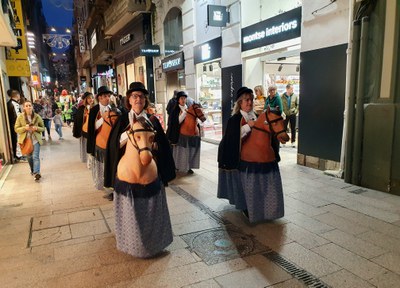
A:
[1,126,400,288]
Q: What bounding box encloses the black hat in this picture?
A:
[176,91,188,98]
[128,82,149,94]
[82,92,92,100]
[97,86,112,96]
[236,86,253,101]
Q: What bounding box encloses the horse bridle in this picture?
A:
[265,111,286,137]
[127,127,156,154]
[186,104,204,119]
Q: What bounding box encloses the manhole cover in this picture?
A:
[182,227,268,265]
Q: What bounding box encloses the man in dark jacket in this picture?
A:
[6,90,21,161]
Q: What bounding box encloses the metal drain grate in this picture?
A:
[263,251,330,288]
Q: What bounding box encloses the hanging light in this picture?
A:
[278,64,283,72]
[296,65,300,72]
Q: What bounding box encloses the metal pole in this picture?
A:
[351,16,369,185]
[344,20,361,183]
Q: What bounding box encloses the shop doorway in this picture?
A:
[263,56,300,149]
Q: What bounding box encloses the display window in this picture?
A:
[116,63,127,96]
[126,63,135,88]
[196,61,222,141]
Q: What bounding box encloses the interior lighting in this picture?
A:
[27,37,35,41]
[26,31,34,36]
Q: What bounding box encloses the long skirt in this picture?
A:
[92,147,105,190]
[172,134,201,172]
[114,178,173,258]
[217,168,247,210]
[239,160,284,223]
[79,137,87,163]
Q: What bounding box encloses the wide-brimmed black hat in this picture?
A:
[97,86,112,96]
[236,86,253,101]
[82,91,92,100]
[129,82,149,95]
[176,91,188,99]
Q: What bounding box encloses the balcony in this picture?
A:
[104,0,149,36]
[0,1,17,46]
[92,38,114,65]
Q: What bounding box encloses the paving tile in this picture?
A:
[284,212,334,234]
[284,195,329,216]
[312,243,387,280]
[268,278,306,287]
[278,242,341,277]
[313,212,369,235]
[283,223,330,249]
[320,269,376,288]
[182,279,221,288]
[32,213,69,230]
[53,237,115,260]
[69,219,109,238]
[371,252,400,275]
[321,229,386,259]
[172,218,221,235]
[67,208,104,224]
[30,225,72,247]
[368,270,400,288]
[358,230,400,254]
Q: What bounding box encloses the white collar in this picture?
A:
[129,109,148,126]
[240,110,257,122]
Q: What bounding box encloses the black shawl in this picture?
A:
[86,104,100,155]
[166,103,181,144]
[72,105,85,138]
[218,113,242,170]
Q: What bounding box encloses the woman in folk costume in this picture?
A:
[104,82,175,258]
[87,86,118,190]
[72,92,94,163]
[217,87,289,223]
[166,91,205,174]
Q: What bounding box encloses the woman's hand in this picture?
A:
[248,120,255,127]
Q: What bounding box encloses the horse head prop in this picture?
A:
[180,103,207,136]
[241,107,289,163]
[95,105,120,149]
[117,115,158,185]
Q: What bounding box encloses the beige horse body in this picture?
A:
[180,103,206,136]
[117,117,158,185]
[241,109,289,163]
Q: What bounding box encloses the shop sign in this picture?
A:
[207,5,229,27]
[5,0,28,60]
[6,59,31,77]
[120,34,132,46]
[161,52,184,73]
[194,37,222,64]
[221,64,242,132]
[90,30,97,48]
[140,45,161,56]
[241,7,301,52]
[77,17,86,53]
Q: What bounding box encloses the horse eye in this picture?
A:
[149,135,154,142]
[136,135,141,141]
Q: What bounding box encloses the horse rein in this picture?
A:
[265,113,286,136]
[127,127,156,154]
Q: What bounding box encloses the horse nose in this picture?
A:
[140,151,153,166]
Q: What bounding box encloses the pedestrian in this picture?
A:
[253,85,266,115]
[104,82,175,258]
[73,92,94,163]
[217,86,285,223]
[41,99,53,140]
[14,101,45,181]
[281,84,299,147]
[6,90,21,161]
[63,102,73,126]
[53,109,64,140]
[264,85,283,161]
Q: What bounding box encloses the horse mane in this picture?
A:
[133,115,154,131]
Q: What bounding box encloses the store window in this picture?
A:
[196,61,222,141]
[163,8,183,55]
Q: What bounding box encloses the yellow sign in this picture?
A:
[5,0,28,60]
[6,60,31,77]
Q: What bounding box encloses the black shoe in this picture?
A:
[242,209,249,218]
[187,169,194,174]
[34,174,41,181]
[103,193,113,201]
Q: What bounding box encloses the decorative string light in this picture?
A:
[42,34,71,49]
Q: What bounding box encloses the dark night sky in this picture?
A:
[41,0,73,29]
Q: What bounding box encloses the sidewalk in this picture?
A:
[1,126,400,287]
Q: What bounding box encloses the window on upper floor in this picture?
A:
[163,7,183,56]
